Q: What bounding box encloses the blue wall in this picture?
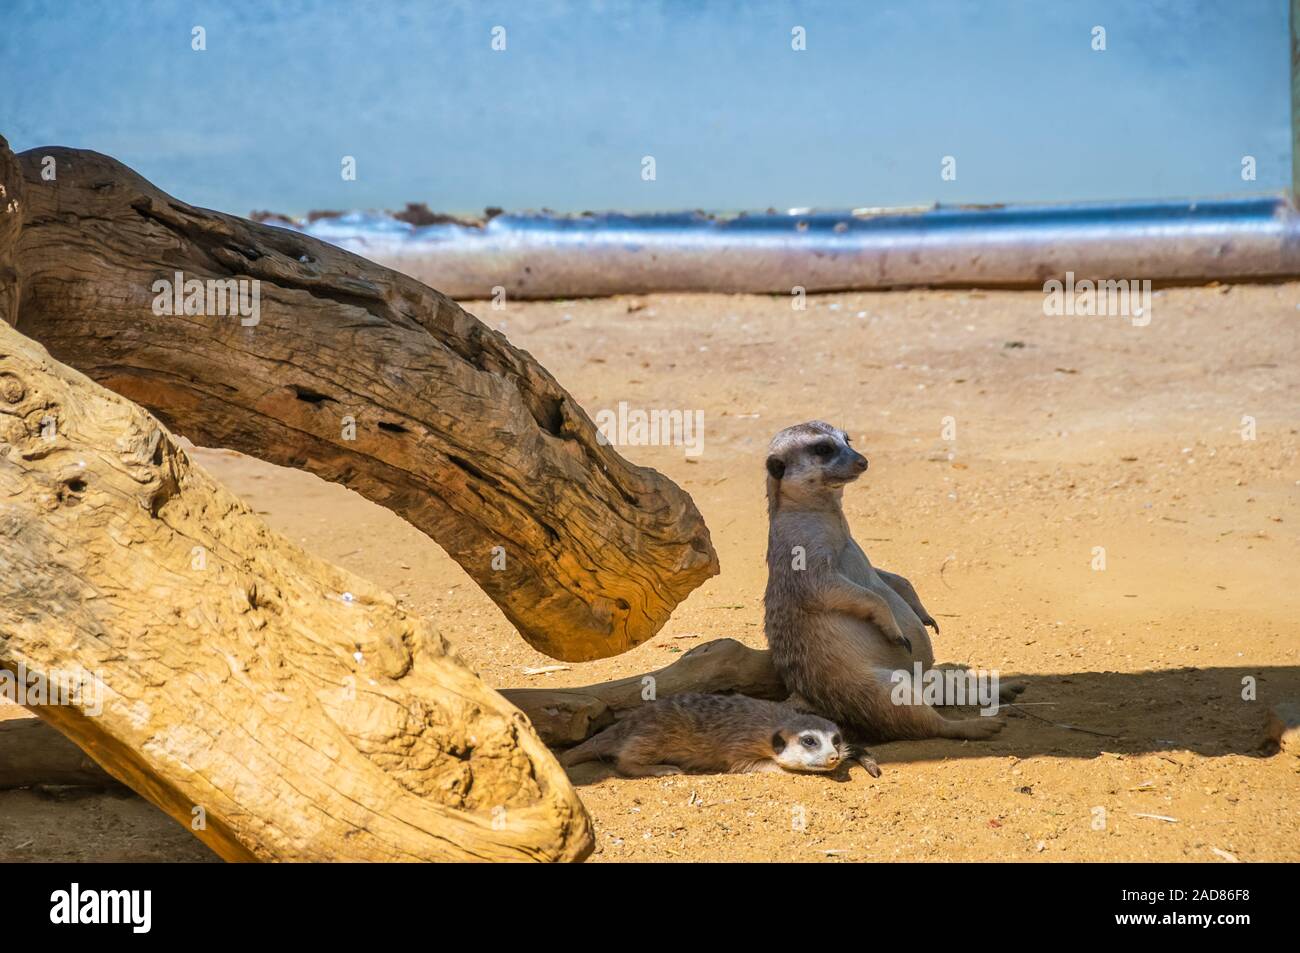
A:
[1,0,1289,215]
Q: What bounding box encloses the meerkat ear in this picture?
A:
[770,731,786,753]
[765,456,785,479]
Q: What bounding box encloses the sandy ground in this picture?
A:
[3,282,1298,862]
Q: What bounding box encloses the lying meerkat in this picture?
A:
[559,692,868,777]
[763,420,1013,743]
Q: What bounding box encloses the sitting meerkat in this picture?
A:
[559,692,865,777]
[763,420,1011,743]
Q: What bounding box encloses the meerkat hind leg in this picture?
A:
[935,713,1006,740]
[850,668,1005,741]
[927,663,1022,707]
[884,692,1007,741]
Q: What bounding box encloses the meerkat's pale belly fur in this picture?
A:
[761,419,1006,744]
[765,509,988,743]
[766,510,909,731]
[836,536,935,668]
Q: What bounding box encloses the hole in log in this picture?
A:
[225,243,262,260]
[291,385,335,406]
[65,478,86,494]
[377,421,407,434]
[262,233,312,264]
[530,396,564,436]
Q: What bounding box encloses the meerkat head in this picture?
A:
[765,420,868,508]
[769,713,847,772]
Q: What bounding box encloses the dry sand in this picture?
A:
[2,282,1297,862]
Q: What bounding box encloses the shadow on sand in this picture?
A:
[564,665,1297,785]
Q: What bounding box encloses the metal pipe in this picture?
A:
[282,195,1300,300]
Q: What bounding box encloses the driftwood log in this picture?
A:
[0,316,592,861]
[9,142,717,662]
[2,638,785,795]
[502,638,785,745]
[0,134,749,860]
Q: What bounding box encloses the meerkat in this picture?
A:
[559,692,868,777]
[763,420,1012,743]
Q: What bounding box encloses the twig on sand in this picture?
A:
[1005,702,1119,738]
[1055,723,1120,738]
[1132,813,1179,823]
[522,665,572,676]
[938,553,956,589]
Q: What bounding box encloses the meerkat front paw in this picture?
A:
[921,613,940,634]
[853,749,882,778]
[884,623,912,654]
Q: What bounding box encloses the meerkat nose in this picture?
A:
[854,454,868,472]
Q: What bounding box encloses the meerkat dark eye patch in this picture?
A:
[771,731,786,752]
[812,441,835,457]
[766,456,786,479]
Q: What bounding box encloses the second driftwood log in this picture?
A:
[0,318,591,862]
[1,639,786,794]
[502,638,786,746]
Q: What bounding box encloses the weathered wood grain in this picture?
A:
[4,638,785,788]
[0,317,592,861]
[10,143,718,661]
